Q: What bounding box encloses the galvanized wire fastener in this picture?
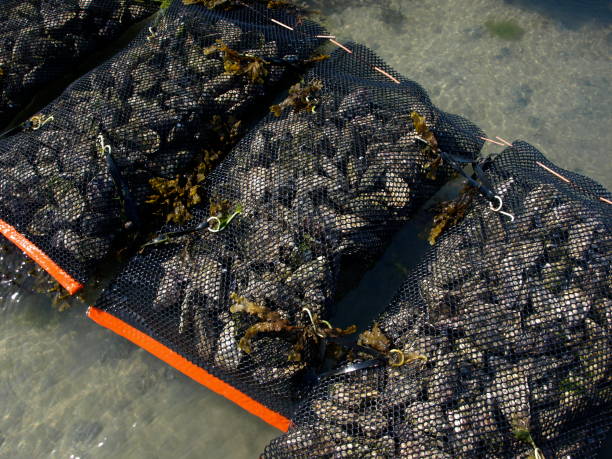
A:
[207,207,242,232]
[388,349,428,367]
[302,307,332,338]
[30,113,54,130]
[533,447,545,459]
[388,349,405,367]
[489,195,515,221]
[97,134,112,155]
[146,26,157,41]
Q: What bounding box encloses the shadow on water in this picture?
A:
[504,0,612,28]
[330,178,464,331]
[600,430,612,458]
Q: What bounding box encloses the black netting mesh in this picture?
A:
[0,0,324,291]
[264,142,612,457]
[0,0,158,127]
[93,43,484,422]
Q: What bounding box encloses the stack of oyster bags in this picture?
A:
[264,142,612,457]
[88,41,484,429]
[0,0,159,127]
[0,0,324,294]
[0,0,609,455]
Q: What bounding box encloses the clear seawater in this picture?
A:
[1,0,610,457]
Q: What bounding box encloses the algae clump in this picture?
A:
[485,19,525,41]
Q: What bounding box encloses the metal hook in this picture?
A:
[146,26,156,41]
[489,195,515,222]
[97,134,111,155]
[413,135,429,145]
[207,208,242,233]
[302,307,316,326]
[30,114,54,130]
[302,307,327,338]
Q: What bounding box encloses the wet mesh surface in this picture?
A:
[0,1,323,286]
[0,0,158,127]
[264,142,612,457]
[94,43,484,419]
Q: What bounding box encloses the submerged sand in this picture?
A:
[1,0,610,457]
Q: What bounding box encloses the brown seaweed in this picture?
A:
[183,0,307,13]
[205,40,270,84]
[146,116,242,224]
[410,111,442,180]
[357,322,390,354]
[230,293,356,361]
[270,80,323,116]
[428,185,476,245]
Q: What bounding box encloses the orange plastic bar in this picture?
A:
[87,306,292,432]
[0,218,82,294]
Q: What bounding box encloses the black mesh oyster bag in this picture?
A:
[0,0,159,127]
[88,43,484,430]
[263,141,612,457]
[0,0,325,294]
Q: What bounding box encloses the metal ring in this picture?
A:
[388,349,405,367]
[31,114,54,130]
[207,216,221,232]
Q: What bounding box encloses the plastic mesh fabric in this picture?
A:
[0,0,324,291]
[92,43,485,424]
[0,0,158,127]
[263,142,612,457]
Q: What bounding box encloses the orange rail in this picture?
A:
[87,306,292,432]
[0,218,82,294]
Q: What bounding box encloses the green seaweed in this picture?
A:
[511,416,545,459]
[183,0,235,8]
[485,19,525,41]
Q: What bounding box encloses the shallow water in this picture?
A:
[1,0,611,458]
[317,0,612,188]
